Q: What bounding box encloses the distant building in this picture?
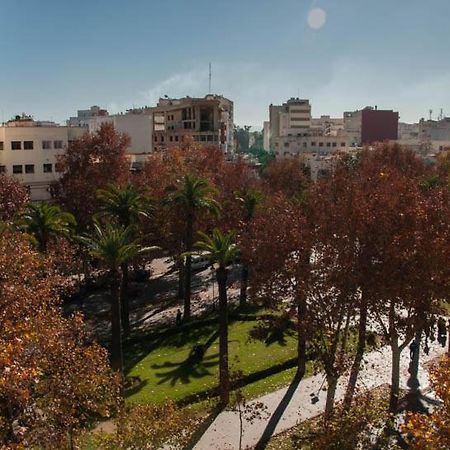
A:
[88,112,153,165]
[344,106,399,146]
[149,95,234,155]
[0,114,85,200]
[267,98,349,158]
[67,105,109,127]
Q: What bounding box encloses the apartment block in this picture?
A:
[0,115,85,200]
[150,95,234,155]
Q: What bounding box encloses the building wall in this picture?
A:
[361,109,399,144]
[0,122,85,200]
[89,113,153,160]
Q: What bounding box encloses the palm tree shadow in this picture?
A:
[153,352,219,387]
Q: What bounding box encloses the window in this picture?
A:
[0,141,3,150]
[161,136,164,143]
[42,140,52,149]
[332,142,337,147]
[0,165,6,173]
[303,142,307,148]
[207,135,213,142]
[11,141,21,150]
[43,163,52,173]
[311,142,316,146]
[53,140,63,149]
[284,142,289,147]
[154,135,158,142]
[169,136,173,142]
[319,142,323,147]
[25,164,35,174]
[13,165,23,174]
[326,142,331,147]
[341,142,346,147]
[175,135,179,142]
[24,141,33,150]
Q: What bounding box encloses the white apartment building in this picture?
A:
[67,105,109,127]
[0,115,85,201]
[267,98,350,158]
[88,112,153,167]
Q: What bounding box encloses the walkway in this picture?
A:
[193,339,447,450]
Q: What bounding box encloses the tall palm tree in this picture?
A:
[81,223,158,377]
[189,229,238,405]
[19,202,76,252]
[96,184,153,335]
[236,190,262,307]
[166,174,220,320]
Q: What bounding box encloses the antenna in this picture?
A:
[429,109,433,121]
[208,62,212,94]
[439,108,444,121]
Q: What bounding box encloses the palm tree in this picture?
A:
[166,175,220,320]
[236,190,262,307]
[96,184,152,335]
[189,229,238,405]
[81,223,158,377]
[19,202,76,252]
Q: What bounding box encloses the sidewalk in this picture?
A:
[193,340,446,450]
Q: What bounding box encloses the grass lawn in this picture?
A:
[124,313,309,405]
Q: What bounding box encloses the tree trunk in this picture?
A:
[121,262,130,337]
[217,266,229,406]
[389,339,401,412]
[177,259,184,300]
[110,270,124,378]
[325,374,338,416]
[239,265,249,308]
[183,217,193,320]
[343,297,367,410]
[296,295,307,380]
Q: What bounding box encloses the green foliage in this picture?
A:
[19,201,76,252]
[248,147,275,167]
[96,183,152,228]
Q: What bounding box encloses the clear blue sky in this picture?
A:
[1,0,450,127]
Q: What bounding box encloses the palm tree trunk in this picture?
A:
[239,265,249,308]
[110,270,124,378]
[177,258,184,300]
[343,295,367,410]
[184,217,193,320]
[216,266,230,406]
[121,262,130,337]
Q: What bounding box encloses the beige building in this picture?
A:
[0,115,85,200]
[149,95,234,155]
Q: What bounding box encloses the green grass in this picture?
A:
[124,314,303,405]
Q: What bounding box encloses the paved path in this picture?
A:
[193,339,447,450]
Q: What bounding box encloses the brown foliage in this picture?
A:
[0,231,120,448]
[405,355,450,449]
[53,123,130,229]
[0,174,29,222]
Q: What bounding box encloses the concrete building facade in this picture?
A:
[148,95,234,155]
[0,115,85,200]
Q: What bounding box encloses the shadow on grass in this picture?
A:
[153,352,220,386]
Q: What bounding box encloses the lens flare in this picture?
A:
[307,8,327,30]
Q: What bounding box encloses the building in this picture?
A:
[67,105,109,127]
[0,114,85,200]
[344,106,399,146]
[267,98,350,158]
[88,111,153,166]
[150,95,234,155]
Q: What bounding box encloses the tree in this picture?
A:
[166,174,220,320]
[19,201,76,252]
[406,355,450,449]
[190,229,238,405]
[96,184,153,336]
[0,230,120,447]
[236,189,263,307]
[0,174,29,222]
[81,223,157,376]
[53,123,130,230]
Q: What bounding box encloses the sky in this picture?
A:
[1,0,450,128]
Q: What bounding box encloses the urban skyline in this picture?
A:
[2,0,450,127]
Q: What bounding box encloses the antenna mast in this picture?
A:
[208,62,212,94]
